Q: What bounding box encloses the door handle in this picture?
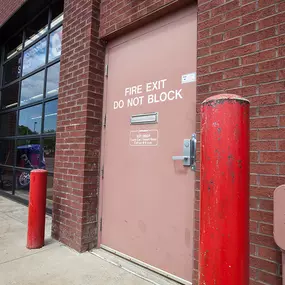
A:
[172,134,196,170]
[172,156,190,161]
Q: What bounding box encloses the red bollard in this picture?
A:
[199,94,250,285]
[27,169,48,249]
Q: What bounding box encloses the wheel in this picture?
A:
[18,172,30,189]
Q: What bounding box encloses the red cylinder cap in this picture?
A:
[202,94,250,104]
[31,169,48,173]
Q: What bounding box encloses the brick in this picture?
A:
[211,18,241,35]
[251,186,275,198]
[260,152,285,163]
[259,175,285,187]
[259,199,273,211]
[250,233,276,247]
[211,58,239,72]
[242,6,276,25]
[198,52,224,66]
[250,256,278,274]
[249,94,277,106]
[278,140,285,151]
[251,116,278,129]
[211,79,240,91]
[250,220,258,232]
[242,71,277,86]
[225,23,256,40]
[260,82,285,94]
[279,165,285,175]
[225,44,257,59]
[258,271,282,285]
[259,223,274,236]
[259,12,285,29]
[251,139,275,152]
[259,59,285,72]
[53,0,104,253]
[242,27,276,44]
[281,116,285,127]
[211,0,239,17]
[258,247,282,263]
[250,210,273,223]
[198,72,223,84]
[242,49,276,64]
[211,38,240,54]
[259,104,285,116]
[225,2,256,20]
[250,163,278,174]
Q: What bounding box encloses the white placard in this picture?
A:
[181,72,196,84]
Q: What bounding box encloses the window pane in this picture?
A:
[46,175,54,210]
[46,63,60,98]
[44,100,57,133]
[18,105,42,135]
[5,32,23,60]
[0,167,13,192]
[43,137,56,172]
[25,10,49,47]
[0,112,16,137]
[3,54,22,85]
[20,70,45,106]
[0,140,15,166]
[16,139,42,169]
[51,2,64,28]
[48,26,62,62]
[22,37,47,76]
[1,83,19,110]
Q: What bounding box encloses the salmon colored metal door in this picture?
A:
[100,6,197,283]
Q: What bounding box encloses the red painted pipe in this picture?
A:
[199,94,250,285]
[27,169,48,249]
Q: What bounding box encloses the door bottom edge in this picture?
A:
[98,244,192,285]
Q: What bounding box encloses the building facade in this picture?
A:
[0,0,284,284]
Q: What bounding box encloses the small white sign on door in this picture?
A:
[129,130,158,147]
[181,72,196,84]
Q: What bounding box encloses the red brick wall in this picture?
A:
[195,0,285,284]
[52,0,105,252]
[100,0,189,38]
[0,0,25,26]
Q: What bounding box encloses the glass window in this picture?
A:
[20,70,45,106]
[0,140,15,166]
[1,83,19,110]
[43,137,56,172]
[5,32,23,60]
[46,174,54,210]
[46,63,60,98]
[0,112,16,137]
[16,139,41,169]
[0,167,13,192]
[25,10,49,47]
[51,2,64,28]
[48,26,62,62]
[18,105,42,135]
[44,100,58,133]
[3,54,22,85]
[22,37,47,76]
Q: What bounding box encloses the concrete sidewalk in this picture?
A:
[0,196,178,285]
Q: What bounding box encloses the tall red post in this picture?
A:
[199,94,250,285]
[27,169,48,249]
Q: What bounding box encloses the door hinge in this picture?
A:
[105,64,108,77]
[101,165,104,179]
[103,114,107,128]
[100,217,103,231]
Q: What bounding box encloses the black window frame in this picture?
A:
[0,1,63,209]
